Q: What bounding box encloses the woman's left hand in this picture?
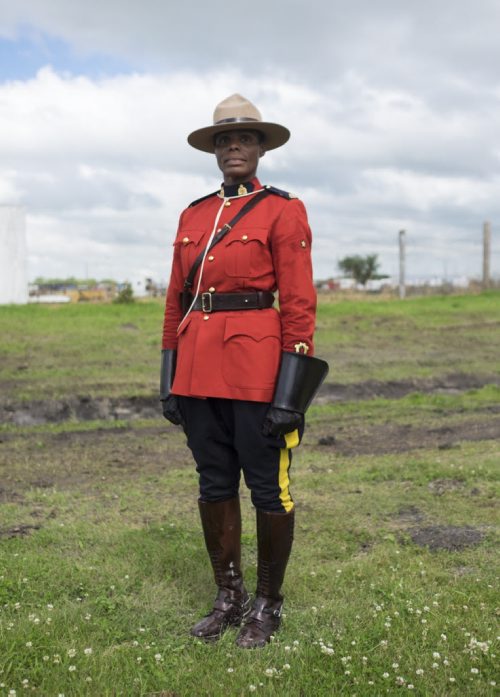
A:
[262,406,303,437]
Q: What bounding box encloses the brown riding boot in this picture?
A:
[236,507,295,649]
[191,497,250,641]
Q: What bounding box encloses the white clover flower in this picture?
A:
[416,669,424,675]
[68,666,76,672]
[137,657,142,663]
[84,648,92,656]
[392,663,399,669]
[440,634,447,641]
[471,668,479,674]
[443,659,449,666]
[407,684,414,690]
[22,680,28,686]
[382,673,389,679]
[432,652,440,659]
[85,677,92,682]
[265,668,274,676]
[432,662,439,669]
[283,664,290,670]
[67,649,77,657]
[293,640,299,646]
[42,656,49,662]
[249,687,256,693]
[395,676,406,686]
[25,642,32,648]
[227,668,234,673]
[284,645,291,651]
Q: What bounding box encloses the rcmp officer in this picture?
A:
[160,94,328,648]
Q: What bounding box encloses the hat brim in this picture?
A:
[187,121,290,153]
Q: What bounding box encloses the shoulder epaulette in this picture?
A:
[264,185,299,200]
[188,190,220,208]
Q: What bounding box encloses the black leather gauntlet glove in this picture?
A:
[262,352,329,437]
[160,349,185,427]
[262,407,303,437]
[161,394,184,427]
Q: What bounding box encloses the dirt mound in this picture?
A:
[1,372,498,426]
[316,417,500,455]
[408,525,485,551]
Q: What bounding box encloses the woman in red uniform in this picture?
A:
[161,94,327,648]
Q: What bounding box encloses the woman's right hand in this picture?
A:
[161,394,185,427]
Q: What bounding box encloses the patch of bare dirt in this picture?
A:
[315,417,500,455]
[1,372,499,425]
[428,479,465,495]
[407,525,485,551]
[316,372,500,403]
[0,524,41,539]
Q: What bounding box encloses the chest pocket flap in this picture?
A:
[174,228,207,248]
[224,227,269,278]
[224,227,268,247]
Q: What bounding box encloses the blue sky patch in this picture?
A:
[0,30,133,82]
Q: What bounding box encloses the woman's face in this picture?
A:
[214,129,266,185]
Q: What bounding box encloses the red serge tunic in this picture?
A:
[161,178,317,403]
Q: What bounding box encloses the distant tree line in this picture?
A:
[33,277,117,288]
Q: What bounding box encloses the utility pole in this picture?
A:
[483,221,491,289]
[399,229,406,299]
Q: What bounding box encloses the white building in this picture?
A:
[0,206,28,304]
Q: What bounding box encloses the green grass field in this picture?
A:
[0,292,499,696]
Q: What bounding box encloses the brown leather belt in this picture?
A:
[189,291,275,313]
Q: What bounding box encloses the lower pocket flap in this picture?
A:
[224,315,281,343]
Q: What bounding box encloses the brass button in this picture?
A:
[203,315,209,320]
[242,234,248,240]
[182,236,189,244]
[224,201,231,207]
[300,240,306,248]
[208,255,215,261]
[208,287,215,293]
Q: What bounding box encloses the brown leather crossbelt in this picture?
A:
[190,291,275,313]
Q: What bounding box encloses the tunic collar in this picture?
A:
[218,177,261,198]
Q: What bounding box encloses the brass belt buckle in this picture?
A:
[201,292,213,313]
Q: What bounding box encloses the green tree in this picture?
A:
[113,283,135,304]
[338,254,380,286]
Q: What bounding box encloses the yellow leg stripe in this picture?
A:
[278,446,294,513]
[284,429,300,449]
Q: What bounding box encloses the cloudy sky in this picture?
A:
[0,0,499,284]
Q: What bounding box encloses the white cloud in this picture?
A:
[0,1,499,282]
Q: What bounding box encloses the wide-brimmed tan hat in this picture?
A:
[187,93,290,153]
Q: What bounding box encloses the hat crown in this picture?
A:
[213,94,262,125]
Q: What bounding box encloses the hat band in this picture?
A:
[215,117,260,125]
